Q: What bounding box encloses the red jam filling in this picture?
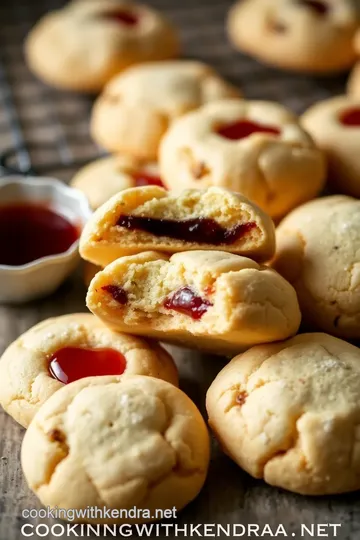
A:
[339,108,360,127]
[104,9,138,26]
[132,171,165,188]
[0,203,79,266]
[297,0,328,15]
[116,215,257,245]
[164,286,212,320]
[102,285,128,304]
[216,120,280,141]
[48,347,127,384]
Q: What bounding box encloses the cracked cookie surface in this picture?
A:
[86,250,301,354]
[206,332,360,495]
[273,195,360,339]
[302,95,360,197]
[21,375,210,522]
[25,0,179,92]
[159,99,326,220]
[79,186,276,266]
[0,313,178,428]
[90,60,240,160]
[227,0,358,74]
[71,155,161,210]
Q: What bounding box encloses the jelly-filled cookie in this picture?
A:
[159,99,326,220]
[79,186,276,266]
[302,95,360,197]
[25,0,179,92]
[86,251,301,354]
[21,375,210,522]
[90,61,241,160]
[227,0,358,74]
[71,155,162,210]
[273,196,360,339]
[0,313,177,428]
[207,333,360,495]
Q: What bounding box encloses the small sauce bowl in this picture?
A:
[0,175,92,303]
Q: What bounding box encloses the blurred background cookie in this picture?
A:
[302,95,360,197]
[227,0,359,74]
[90,60,241,160]
[160,99,326,220]
[25,0,180,92]
[71,154,162,210]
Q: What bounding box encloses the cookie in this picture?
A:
[302,95,360,197]
[0,313,178,428]
[159,99,326,220]
[71,155,162,210]
[227,0,358,74]
[21,375,209,522]
[86,250,301,354]
[206,333,360,495]
[90,61,241,160]
[272,195,360,339]
[79,186,276,266]
[25,0,179,92]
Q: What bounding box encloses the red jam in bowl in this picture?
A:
[0,203,79,266]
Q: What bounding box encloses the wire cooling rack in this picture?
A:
[0,0,349,184]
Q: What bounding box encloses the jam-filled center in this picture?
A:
[116,215,257,245]
[297,0,329,15]
[104,9,139,26]
[164,286,212,320]
[0,203,79,266]
[132,171,165,188]
[339,108,360,127]
[102,285,128,304]
[48,347,127,384]
[216,120,280,141]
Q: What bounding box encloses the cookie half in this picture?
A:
[0,313,177,428]
[86,251,301,354]
[79,186,276,266]
[207,333,360,495]
[21,375,210,522]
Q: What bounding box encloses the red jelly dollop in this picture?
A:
[216,120,280,141]
[132,171,165,188]
[298,0,328,15]
[164,286,212,320]
[339,108,360,127]
[49,347,127,384]
[102,285,128,304]
[116,215,257,245]
[104,9,138,26]
[0,203,79,266]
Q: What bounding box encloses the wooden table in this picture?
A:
[1,0,360,538]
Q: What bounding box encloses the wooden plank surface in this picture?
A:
[1,0,360,538]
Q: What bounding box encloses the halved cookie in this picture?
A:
[86,251,301,354]
[0,313,178,428]
[79,186,276,266]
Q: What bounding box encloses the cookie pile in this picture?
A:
[3,0,360,526]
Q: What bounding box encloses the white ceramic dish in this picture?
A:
[0,175,92,304]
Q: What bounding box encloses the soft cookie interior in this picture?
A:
[87,251,301,353]
[80,186,275,266]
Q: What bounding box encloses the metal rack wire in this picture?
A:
[0,0,348,184]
